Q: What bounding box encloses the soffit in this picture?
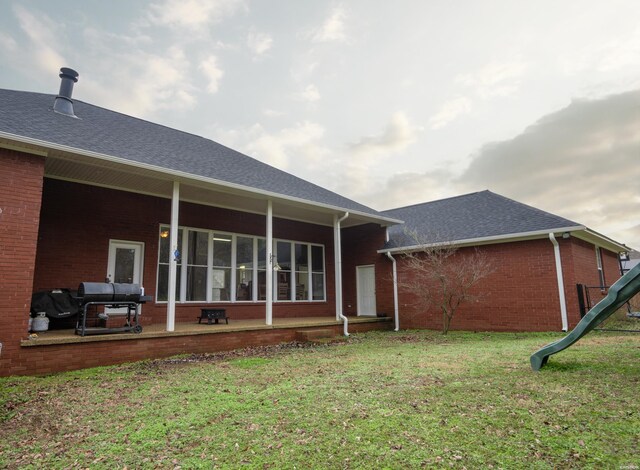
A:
[42,151,378,228]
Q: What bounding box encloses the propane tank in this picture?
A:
[32,312,49,332]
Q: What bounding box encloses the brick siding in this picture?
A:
[0,148,45,375]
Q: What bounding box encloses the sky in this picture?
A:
[0,0,639,249]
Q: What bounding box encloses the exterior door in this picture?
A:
[356,265,377,316]
[106,240,144,314]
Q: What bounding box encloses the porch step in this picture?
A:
[295,328,336,343]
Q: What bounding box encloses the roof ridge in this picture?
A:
[381,190,486,213]
[483,191,579,225]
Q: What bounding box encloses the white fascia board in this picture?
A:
[378,226,586,254]
[571,228,629,253]
[0,131,402,226]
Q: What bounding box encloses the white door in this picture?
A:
[106,240,144,314]
[357,265,377,316]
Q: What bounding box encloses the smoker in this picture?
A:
[75,282,152,336]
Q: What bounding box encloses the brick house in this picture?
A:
[0,69,400,376]
[0,69,629,376]
[379,191,627,332]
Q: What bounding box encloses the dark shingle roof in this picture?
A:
[0,89,385,218]
[381,190,581,250]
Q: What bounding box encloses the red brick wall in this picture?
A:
[0,148,45,375]
[341,224,393,316]
[9,321,392,376]
[395,239,567,331]
[393,237,623,332]
[33,179,338,324]
[562,237,622,325]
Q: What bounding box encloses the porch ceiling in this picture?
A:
[42,149,382,228]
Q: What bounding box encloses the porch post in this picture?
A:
[334,213,349,335]
[266,200,273,325]
[167,181,180,332]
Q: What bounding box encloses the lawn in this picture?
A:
[1,330,639,469]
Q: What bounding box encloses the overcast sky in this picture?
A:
[1,0,638,249]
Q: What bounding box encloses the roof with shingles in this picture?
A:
[381,190,581,249]
[0,88,388,219]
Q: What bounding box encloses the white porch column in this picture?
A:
[266,200,273,325]
[334,212,350,335]
[166,181,180,332]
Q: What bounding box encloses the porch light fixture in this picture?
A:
[562,232,570,239]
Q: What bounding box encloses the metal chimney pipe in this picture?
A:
[53,67,79,117]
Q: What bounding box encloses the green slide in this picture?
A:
[530,263,640,371]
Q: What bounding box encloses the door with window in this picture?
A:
[356,265,377,316]
[106,240,144,314]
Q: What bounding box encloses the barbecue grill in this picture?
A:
[75,282,152,336]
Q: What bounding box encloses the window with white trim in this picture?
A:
[595,247,605,287]
[156,225,326,303]
[157,227,181,302]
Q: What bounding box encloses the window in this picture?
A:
[212,233,232,301]
[157,226,182,302]
[156,225,325,303]
[276,241,292,301]
[295,243,309,301]
[235,237,254,301]
[595,247,605,287]
[311,245,325,300]
[186,230,208,301]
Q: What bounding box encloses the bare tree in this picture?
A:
[396,233,493,334]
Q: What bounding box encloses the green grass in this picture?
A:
[1,330,639,469]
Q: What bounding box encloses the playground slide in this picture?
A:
[530,262,640,371]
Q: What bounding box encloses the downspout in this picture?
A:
[549,233,569,332]
[385,251,400,332]
[334,212,350,336]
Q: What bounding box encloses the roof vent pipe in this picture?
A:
[53,67,79,117]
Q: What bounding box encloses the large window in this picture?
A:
[156,225,325,303]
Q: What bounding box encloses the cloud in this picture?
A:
[349,112,419,158]
[294,84,321,103]
[312,6,347,43]
[456,59,527,99]
[12,5,67,75]
[596,27,640,73]
[456,89,640,249]
[428,97,472,130]
[199,55,224,93]
[262,108,284,118]
[0,32,17,52]
[148,0,245,31]
[247,31,273,57]
[213,121,328,174]
[76,44,197,118]
[360,170,458,211]
[333,112,421,200]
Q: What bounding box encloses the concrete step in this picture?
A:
[295,328,336,342]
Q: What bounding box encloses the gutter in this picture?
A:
[385,251,400,331]
[378,226,586,255]
[549,233,569,332]
[334,212,350,336]
[0,132,402,227]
